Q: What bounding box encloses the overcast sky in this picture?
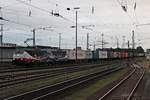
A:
[0,0,150,50]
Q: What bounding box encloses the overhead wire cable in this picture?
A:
[133,0,140,25]
[0,2,19,8]
[15,0,75,23]
[116,0,135,24]
[0,6,32,28]
[45,0,97,30]
[0,17,31,27]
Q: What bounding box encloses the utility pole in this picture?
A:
[0,7,3,63]
[93,41,96,51]
[101,33,104,50]
[58,33,61,49]
[122,36,125,48]
[0,24,3,63]
[127,40,130,63]
[128,40,130,49]
[67,7,80,61]
[87,33,89,50]
[75,10,78,61]
[0,24,3,47]
[117,38,119,48]
[115,37,119,48]
[32,29,35,47]
[138,39,141,47]
[132,30,135,49]
[132,30,135,57]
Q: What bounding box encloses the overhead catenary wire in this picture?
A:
[0,7,3,19]
[0,1,19,8]
[0,16,31,27]
[0,6,64,34]
[7,19,31,27]
[1,8,58,31]
[16,0,52,14]
[116,0,137,25]
[1,7,33,18]
[130,0,139,26]
[0,0,141,48]
[0,6,32,28]
[23,0,97,31]
[28,0,32,16]
[0,6,55,45]
[115,0,140,49]
[15,0,75,23]
[12,0,100,35]
[132,0,140,25]
[136,23,150,27]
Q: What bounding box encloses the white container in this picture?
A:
[66,49,86,60]
[99,51,107,59]
[85,50,93,59]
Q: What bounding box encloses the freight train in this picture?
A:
[12,48,68,65]
[12,47,145,66]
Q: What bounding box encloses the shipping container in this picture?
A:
[92,50,99,59]
[66,49,86,60]
[85,50,93,59]
[113,52,119,58]
[98,50,107,59]
[107,51,113,58]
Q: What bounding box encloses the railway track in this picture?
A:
[0,61,124,81]
[0,63,120,88]
[5,66,124,100]
[0,63,109,80]
[0,62,106,73]
[98,65,145,100]
[0,60,122,74]
[0,63,113,75]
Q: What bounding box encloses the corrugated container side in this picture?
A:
[86,51,93,59]
[113,52,118,58]
[66,49,87,60]
[98,51,108,59]
[92,51,99,59]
